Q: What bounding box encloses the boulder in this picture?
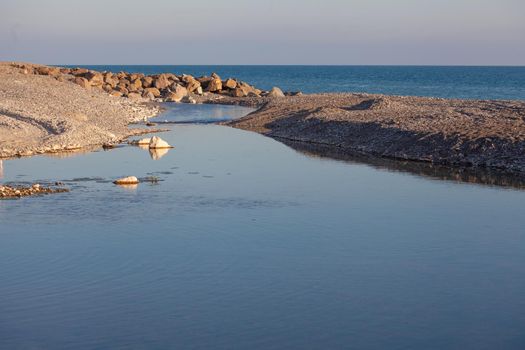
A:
[104,73,119,88]
[267,87,285,98]
[115,86,129,95]
[197,76,213,89]
[181,74,195,83]
[110,90,123,97]
[142,76,153,88]
[130,73,144,81]
[154,74,171,90]
[206,77,222,92]
[231,88,246,97]
[223,78,237,89]
[165,73,179,82]
[103,84,113,92]
[143,87,161,97]
[165,84,188,102]
[143,91,155,100]
[118,78,130,87]
[83,72,104,86]
[185,79,202,93]
[114,176,139,185]
[234,82,260,97]
[195,86,203,95]
[211,72,221,80]
[127,92,142,100]
[71,68,89,75]
[35,66,52,75]
[129,79,143,91]
[149,136,173,149]
[74,77,91,89]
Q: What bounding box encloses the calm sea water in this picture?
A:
[70,65,525,100]
[1,104,525,349]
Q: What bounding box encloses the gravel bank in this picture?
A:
[0,62,160,158]
[226,93,525,174]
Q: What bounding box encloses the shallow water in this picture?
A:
[1,105,525,349]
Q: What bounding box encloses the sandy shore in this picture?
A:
[225,94,525,174]
[0,62,160,158]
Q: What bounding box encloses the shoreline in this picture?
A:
[2,62,525,176]
[223,94,525,175]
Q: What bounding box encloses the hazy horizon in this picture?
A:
[1,0,524,66]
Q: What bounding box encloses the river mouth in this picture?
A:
[151,103,256,124]
[1,104,525,349]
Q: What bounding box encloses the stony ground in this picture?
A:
[0,62,160,158]
[225,93,525,174]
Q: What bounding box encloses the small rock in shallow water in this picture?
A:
[113,176,140,185]
[149,136,173,149]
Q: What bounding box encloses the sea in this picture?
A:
[71,65,525,100]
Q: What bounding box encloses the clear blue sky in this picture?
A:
[1,0,524,65]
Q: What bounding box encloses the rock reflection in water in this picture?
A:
[280,139,525,190]
[136,144,171,160]
[149,148,170,160]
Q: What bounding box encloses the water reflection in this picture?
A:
[280,138,525,190]
[135,144,171,160]
[149,148,170,160]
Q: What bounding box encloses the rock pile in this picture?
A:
[0,183,69,199]
[17,64,293,102]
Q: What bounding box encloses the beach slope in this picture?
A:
[226,94,525,173]
[0,63,159,158]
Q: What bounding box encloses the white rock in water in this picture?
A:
[114,176,139,185]
[149,136,173,149]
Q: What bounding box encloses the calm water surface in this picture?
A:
[1,105,525,349]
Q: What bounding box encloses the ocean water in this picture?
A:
[1,104,525,349]
[70,65,525,100]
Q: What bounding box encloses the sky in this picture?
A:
[1,0,524,65]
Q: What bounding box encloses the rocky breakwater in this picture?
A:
[23,64,294,102]
[227,93,525,175]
